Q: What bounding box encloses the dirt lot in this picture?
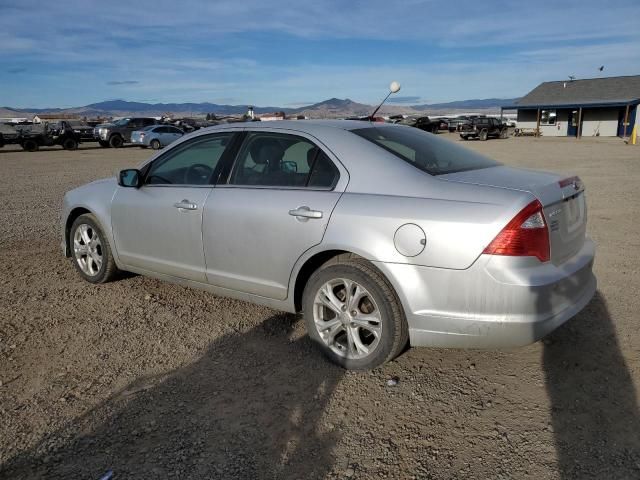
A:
[1,135,639,479]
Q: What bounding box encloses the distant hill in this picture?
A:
[298,98,373,118]
[4,97,518,119]
[0,107,31,118]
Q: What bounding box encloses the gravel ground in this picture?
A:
[1,135,639,479]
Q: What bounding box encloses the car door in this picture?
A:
[111,131,238,281]
[167,126,184,145]
[154,126,170,146]
[202,130,347,300]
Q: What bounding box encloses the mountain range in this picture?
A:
[2,97,518,119]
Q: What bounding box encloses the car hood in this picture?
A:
[439,165,577,207]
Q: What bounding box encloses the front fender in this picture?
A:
[61,178,120,265]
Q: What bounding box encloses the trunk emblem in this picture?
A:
[548,208,563,218]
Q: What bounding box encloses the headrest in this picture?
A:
[250,139,285,165]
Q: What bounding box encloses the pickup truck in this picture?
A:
[459,117,509,141]
[93,117,158,147]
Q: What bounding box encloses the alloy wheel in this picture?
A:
[73,224,103,276]
[313,278,382,359]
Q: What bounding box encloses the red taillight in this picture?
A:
[483,200,550,262]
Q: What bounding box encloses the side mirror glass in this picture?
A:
[118,169,141,188]
[282,161,297,173]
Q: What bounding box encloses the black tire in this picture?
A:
[460,134,468,140]
[150,139,161,150]
[499,128,508,139]
[69,213,119,284]
[98,140,110,148]
[479,129,488,141]
[302,254,409,370]
[62,138,78,150]
[109,135,124,148]
[22,139,39,152]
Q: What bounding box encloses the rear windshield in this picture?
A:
[353,125,499,175]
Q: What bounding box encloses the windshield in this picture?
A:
[113,118,131,126]
[353,125,500,175]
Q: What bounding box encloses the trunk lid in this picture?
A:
[440,166,587,265]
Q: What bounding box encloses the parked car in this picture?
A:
[131,125,184,149]
[399,116,439,133]
[436,118,450,131]
[61,121,596,370]
[447,117,471,132]
[65,121,95,142]
[459,117,509,140]
[93,117,158,148]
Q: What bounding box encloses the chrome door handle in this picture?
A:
[288,206,323,219]
[173,199,198,211]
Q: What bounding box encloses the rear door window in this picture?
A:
[228,132,338,189]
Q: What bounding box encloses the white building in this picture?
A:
[503,75,640,138]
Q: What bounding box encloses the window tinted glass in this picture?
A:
[154,126,168,133]
[353,126,499,175]
[308,150,339,188]
[230,133,318,187]
[146,133,233,185]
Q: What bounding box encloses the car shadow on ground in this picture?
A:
[0,313,344,479]
[542,291,640,478]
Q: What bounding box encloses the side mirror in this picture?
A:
[118,169,142,188]
[282,161,297,173]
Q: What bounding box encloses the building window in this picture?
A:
[540,109,557,125]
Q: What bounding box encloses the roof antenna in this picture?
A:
[369,81,401,121]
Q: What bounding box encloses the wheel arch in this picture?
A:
[64,207,92,256]
[291,247,401,313]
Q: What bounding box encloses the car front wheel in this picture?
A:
[70,214,119,283]
[109,135,124,148]
[302,255,408,370]
[150,139,161,150]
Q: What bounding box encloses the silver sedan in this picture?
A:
[130,125,184,150]
[61,120,596,369]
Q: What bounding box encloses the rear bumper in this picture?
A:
[374,237,596,348]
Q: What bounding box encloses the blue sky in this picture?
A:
[1,0,639,108]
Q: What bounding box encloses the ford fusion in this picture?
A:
[61,120,596,369]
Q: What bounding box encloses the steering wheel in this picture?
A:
[184,163,214,185]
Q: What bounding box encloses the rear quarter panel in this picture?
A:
[324,185,533,270]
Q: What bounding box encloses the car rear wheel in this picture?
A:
[302,255,408,370]
[500,128,509,139]
[150,139,161,150]
[62,138,78,150]
[479,129,488,141]
[70,214,119,284]
[22,139,39,151]
[109,135,124,148]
